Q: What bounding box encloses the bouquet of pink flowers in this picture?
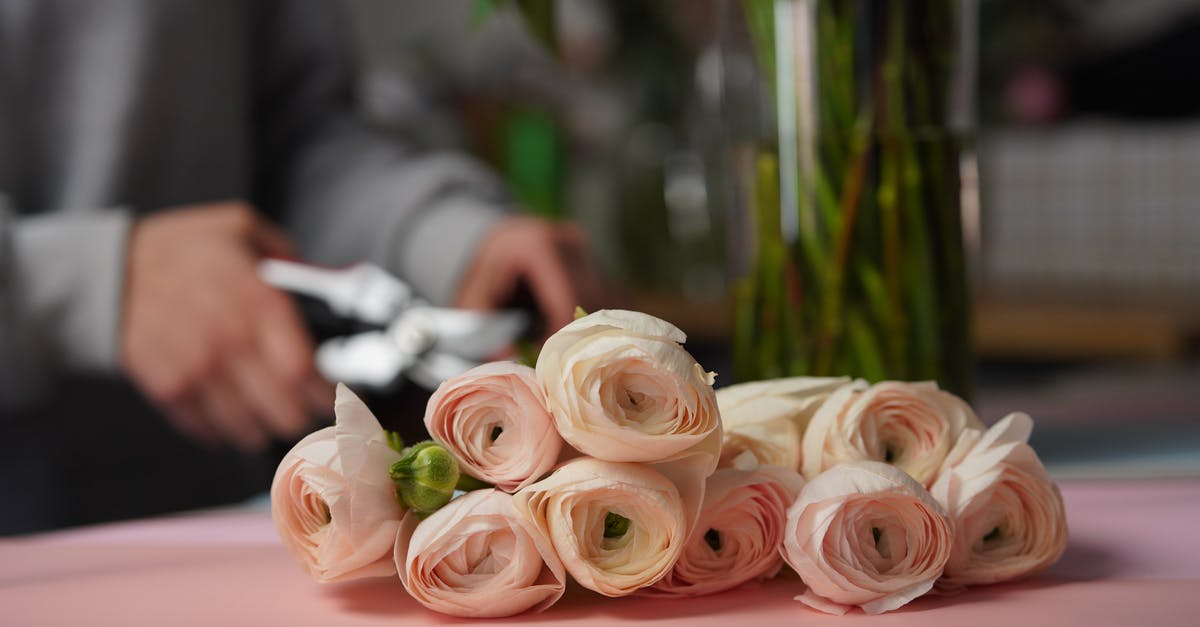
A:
[272,309,1067,617]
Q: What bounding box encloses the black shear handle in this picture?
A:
[284,292,381,343]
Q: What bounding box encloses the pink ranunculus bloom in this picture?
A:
[643,466,804,598]
[424,361,563,492]
[716,376,849,471]
[395,489,567,618]
[511,457,688,597]
[781,461,953,615]
[271,384,405,582]
[802,380,983,486]
[535,309,722,469]
[930,412,1069,588]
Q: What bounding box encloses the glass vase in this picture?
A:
[724,0,976,397]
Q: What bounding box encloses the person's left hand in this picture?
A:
[454,216,608,339]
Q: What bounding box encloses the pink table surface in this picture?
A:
[3,480,1199,626]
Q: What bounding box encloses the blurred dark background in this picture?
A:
[345,0,1200,480]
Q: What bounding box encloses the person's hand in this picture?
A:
[454,216,610,340]
[120,202,334,452]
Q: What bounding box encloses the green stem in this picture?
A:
[815,113,871,375]
[735,0,969,393]
[516,0,557,53]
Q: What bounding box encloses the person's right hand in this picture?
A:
[120,202,334,452]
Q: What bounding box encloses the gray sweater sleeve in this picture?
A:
[0,0,511,409]
[0,195,130,408]
[256,0,510,306]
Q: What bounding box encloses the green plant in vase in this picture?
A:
[732,0,973,397]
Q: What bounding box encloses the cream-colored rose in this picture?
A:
[395,489,566,618]
[930,412,1068,588]
[271,384,404,582]
[644,466,804,598]
[781,461,953,615]
[535,309,721,468]
[424,361,562,492]
[511,457,688,597]
[802,380,982,486]
[717,377,848,470]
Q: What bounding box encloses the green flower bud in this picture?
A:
[390,441,460,517]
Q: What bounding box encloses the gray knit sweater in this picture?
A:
[0,0,508,532]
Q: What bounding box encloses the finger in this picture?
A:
[553,222,589,252]
[162,396,223,448]
[197,376,269,454]
[552,222,608,306]
[123,286,216,406]
[246,217,297,259]
[454,263,503,310]
[212,202,296,258]
[303,372,337,423]
[518,238,579,335]
[252,285,319,388]
[452,221,506,311]
[225,350,311,440]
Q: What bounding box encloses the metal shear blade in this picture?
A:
[260,259,528,390]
